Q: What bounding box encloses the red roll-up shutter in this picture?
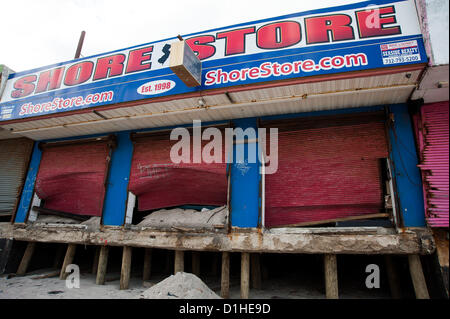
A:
[129,130,228,211]
[35,141,111,217]
[262,113,388,227]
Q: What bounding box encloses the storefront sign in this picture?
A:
[0,0,427,122]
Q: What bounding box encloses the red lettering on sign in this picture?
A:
[93,54,126,80]
[35,67,65,94]
[305,14,354,44]
[64,62,94,86]
[11,75,37,99]
[356,6,401,38]
[125,46,153,74]
[217,27,255,56]
[257,21,301,49]
[186,36,216,60]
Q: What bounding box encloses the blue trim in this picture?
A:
[388,104,426,227]
[14,142,42,223]
[230,117,260,228]
[101,132,134,226]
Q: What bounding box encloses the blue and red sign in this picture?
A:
[0,0,427,122]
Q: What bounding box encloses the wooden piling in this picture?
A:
[174,250,184,274]
[241,252,250,299]
[120,246,133,290]
[17,242,36,276]
[143,248,152,281]
[221,252,230,299]
[324,254,338,299]
[96,246,109,285]
[59,244,77,280]
[408,254,430,299]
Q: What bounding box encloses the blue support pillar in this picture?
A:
[102,132,134,226]
[15,142,42,223]
[388,104,426,227]
[230,118,261,228]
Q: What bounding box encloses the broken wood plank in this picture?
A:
[251,253,262,290]
[408,254,430,299]
[221,252,230,299]
[174,250,184,274]
[17,242,36,275]
[143,248,152,281]
[31,270,60,280]
[120,246,132,290]
[59,244,77,280]
[272,213,390,228]
[32,206,90,222]
[96,246,109,285]
[192,251,201,277]
[324,254,339,299]
[241,252,250,299]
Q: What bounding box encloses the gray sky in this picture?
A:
[1,0,360,73]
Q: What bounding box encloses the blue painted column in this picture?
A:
[15,142,42,223]
[102,132,134,226]
[230,118,261,228]
[388,104,426,227]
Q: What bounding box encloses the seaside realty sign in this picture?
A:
[0,0,427,121]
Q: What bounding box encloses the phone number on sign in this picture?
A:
[383,55,421,65]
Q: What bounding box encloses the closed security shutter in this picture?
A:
[261,112,388,227]
[129,130,228,211]
[0,138,33,216]
[35,139,112,217]
[417,102,449,227]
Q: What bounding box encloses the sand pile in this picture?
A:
[138,206,228,229]
[140,272,221,299]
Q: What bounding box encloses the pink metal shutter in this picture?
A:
[264,114,389,227]
[35,141,110,217]
[417,102,449,227]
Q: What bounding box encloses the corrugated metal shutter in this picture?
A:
[0,138,34,217]
[129,130,228,211]
[35,140,111,217]
[417,102,449,227]
[261,112,389,227]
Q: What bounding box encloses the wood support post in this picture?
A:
[120,246,133,290]
[17,242,36,275]
[241,252,250,299]
[251,253,262,290]
[408,254,430,299]
[174,250,184,274]
[324,254,338,299]
[92,246,100,275]
[384,255,402,299]
[221,252,230,299]
[143,248,152,281]
[192,251,201,277]
[96,246,109,285]
[59,244,77,280]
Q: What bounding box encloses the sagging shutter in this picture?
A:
[0,138,34,217]
[261,112,389,227]
[417,102,449,227]
[129,129,228,211]
[35,139,112,217]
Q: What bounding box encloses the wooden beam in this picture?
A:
[192,251,201,277]
[59,244,77,280]
[96,246,109,285]
[408,254,430,299]
[272,213,389,228]
[32,206,89,221]
[174,250,184,274]
[251,253,262,290]
[16,242,36,275]
[241,252,250,299]
[324,254,339,299]
[120,246,133,290]
[92,246,100,275]
[143,248,152,281]
[221,252,230,299]
[384,255,402,299]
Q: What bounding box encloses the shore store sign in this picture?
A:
[0,0,427,121]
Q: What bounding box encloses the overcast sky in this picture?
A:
[1,0,361,73]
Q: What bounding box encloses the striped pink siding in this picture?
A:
[417,102,449,227]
